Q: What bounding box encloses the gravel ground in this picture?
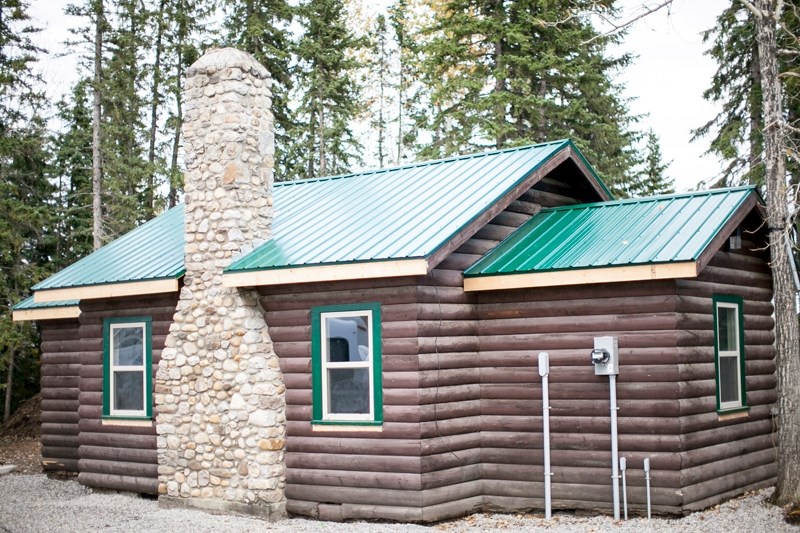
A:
[0,475,796,533]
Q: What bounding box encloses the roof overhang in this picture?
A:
[464,261,699,292]
[223,259,430,288]
[12,305,81,322]
[33,278,180,303]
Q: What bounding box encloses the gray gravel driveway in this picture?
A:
[0,475,796,532]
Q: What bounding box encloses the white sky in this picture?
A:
[28,0,727,192]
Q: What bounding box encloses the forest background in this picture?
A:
[0,0,797,426]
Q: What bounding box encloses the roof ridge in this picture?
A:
[273,140,571,188]
[540,185,757,213]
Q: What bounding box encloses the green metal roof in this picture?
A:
[464,186,758,277]
[30,140,606,294]
[228,140,600,273]
[33,204,185,291]
[12,295,80,310]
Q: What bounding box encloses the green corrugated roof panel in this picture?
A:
[33,204,185,290]
[228,140,596,272]
[12,296,80,310]
[465,186,758,277]
[31,140,604,293]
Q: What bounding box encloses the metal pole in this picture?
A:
[644,458,651,519]
[609,374,620,520]
[538,352,552,519]
[620,457,628,520]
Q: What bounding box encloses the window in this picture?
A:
[103,317,152,419]
[713,295,747,412]
[311,303,382,424]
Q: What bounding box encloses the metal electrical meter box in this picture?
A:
[592,336,619,375]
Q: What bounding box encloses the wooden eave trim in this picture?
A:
[695,193,759,274]
[426,147,572,270]
[464,261,699,292]
[222,259,430,288]
[33,278,180,303]
[12,306,81,322]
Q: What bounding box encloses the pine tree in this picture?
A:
[50,80,95,270]
[290,0,366,179]
[101,0,151,239]
[414,0,638,194]
[0,0,55,420]
[627,130,673,197]
[694,1,799,188]
[368,14,393,168]
[223,0,295,180]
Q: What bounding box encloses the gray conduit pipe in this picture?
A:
[538,352,552,519]
[644,457,652,519]
[620,457,628,520]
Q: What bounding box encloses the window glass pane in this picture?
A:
[113,327,144,366]
[114,371,144,411]
[717,306,737,352]
[328,368,369,414]
[325,316,370,363]
[719,357,740,404]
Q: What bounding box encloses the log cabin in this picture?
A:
[13,48,776,522]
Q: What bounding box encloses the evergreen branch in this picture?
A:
[582,0,675,46]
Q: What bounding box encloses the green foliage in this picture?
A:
[695,1,799,188]
[50,80,95,270]
[289,0,366,179]
[627,130,674,198]
[0,0,54,419]
[222,0,296,181]
[412,0,638,194]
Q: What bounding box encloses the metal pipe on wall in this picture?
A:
[538,352,552,519]
[609,374,620,520]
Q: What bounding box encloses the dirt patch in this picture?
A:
[0,436,41,474]
[0,394,43,475]
[1,393,41,439]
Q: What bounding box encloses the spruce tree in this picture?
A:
[50,80,95,269]
[627,130,673,198]
[0,0,54,419]
[695,1,799,188]
[223,0,295,180]
[415,0,638,194]
[290,0,366,179]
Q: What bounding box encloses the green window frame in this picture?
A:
[311,303,383,425]
[103,316,153,419]
[712,295,747,412]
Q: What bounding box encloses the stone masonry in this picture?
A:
[155,48,287,520]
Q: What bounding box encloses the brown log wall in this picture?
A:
[39,318,82,472]
[75,293,178,495]
[476,280,687,515]
[675,247,776,511]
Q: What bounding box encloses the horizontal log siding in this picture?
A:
[259,279,426,520]
[76,293,178,495]
[477,280,685,515]
[676,248,776,510]
[413,193,543,521]
[39,318,82,472]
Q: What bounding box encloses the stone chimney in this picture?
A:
[156,48,286,520]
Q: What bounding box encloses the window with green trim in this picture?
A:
[103,317,152,419]
[311,303,382,424]
[713,295,747,411]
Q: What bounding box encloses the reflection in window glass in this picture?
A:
[321,311,373,420]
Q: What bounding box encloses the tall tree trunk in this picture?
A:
[319,107,326,177]
[3,350,13,424]
[147,0,167,218]
[748,38,762,184]
[92,0,105,250]
[749,0,800,505]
